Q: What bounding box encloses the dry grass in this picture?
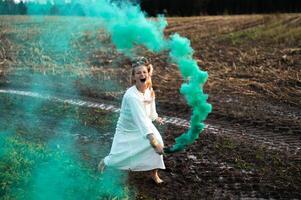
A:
[163,14,301,108]
[0,14,300,113]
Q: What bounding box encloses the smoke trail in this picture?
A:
[166,34,212,152]
[24,0,212,154]
[1,0,211,199]
[85,1,212,152]
[3,0,212,152]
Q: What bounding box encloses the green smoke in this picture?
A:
[91,2,212,152]
[1,0,212,199]
[0,132,129,199]
[166,34,212,152]
[1,0,135,199]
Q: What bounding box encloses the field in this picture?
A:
[0,14,300,199]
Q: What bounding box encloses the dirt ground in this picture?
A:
[0,14,300,199]
[127,15,301,199]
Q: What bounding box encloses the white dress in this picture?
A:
[104,85,165,171]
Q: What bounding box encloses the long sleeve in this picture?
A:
[150,97,158,121]
[126,94,153,137]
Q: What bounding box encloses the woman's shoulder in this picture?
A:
[124,86,138,99]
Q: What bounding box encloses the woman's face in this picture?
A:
[133,65,149,87]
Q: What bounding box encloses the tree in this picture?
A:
[17,1,27,15]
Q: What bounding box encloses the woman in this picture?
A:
[99,57,165,184]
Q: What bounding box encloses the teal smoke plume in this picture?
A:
[166,34,212,152]
[88,1,212,152]
[6,0,212,152]
[0,3,211,199]
[1,2,211,199]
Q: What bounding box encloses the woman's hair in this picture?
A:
[131,57,155,97]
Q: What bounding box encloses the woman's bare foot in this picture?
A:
[150,170,164,184]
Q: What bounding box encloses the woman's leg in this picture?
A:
[150,169,163,184]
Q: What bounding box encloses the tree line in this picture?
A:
[141,0,301,16]
[0,0,86,16]
[0,0,300,16]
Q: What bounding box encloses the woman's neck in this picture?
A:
[136,84,147,94]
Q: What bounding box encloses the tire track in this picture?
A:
[0,88,300,154]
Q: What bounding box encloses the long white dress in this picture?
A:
[104,85,165,171]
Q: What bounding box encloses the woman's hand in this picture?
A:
[155,117,164,125]
[147,133,164,155]
[154,143,164,155]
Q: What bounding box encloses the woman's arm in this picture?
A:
[150,97,164,125]
[127,94,153,136]
[127,94,164,155]
[147,133,164,155]
[150,97,158,121]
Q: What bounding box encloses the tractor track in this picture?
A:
[0,88,300,156]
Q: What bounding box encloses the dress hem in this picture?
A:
[115,166,166,172]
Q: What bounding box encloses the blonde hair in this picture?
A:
[131,58,155,98]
